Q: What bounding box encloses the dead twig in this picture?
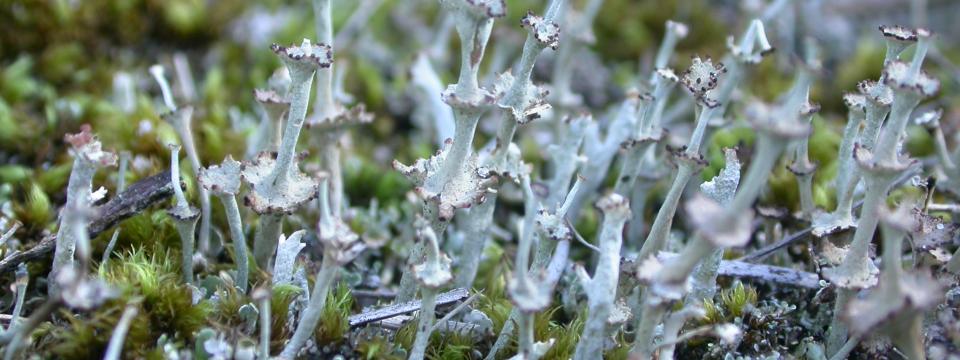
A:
[348,287,469,328]
[0,171,175,274]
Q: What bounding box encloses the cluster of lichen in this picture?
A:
[2,0,960,359]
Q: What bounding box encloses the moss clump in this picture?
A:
[38,302,151,359]
[355,332,405,360]
[315,282,354,346]
[269,283,303,352]
[101,246,212,341]
[12,182,53,233]
[701,282,758,325]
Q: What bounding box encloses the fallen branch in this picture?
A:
[348,287,469,328]
[0,171,175,274]
[625,254,822,289]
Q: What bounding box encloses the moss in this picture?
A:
[269,283,303,352]
[699,282,758,325]
[540,308,584,360]
[356,332,405,360]
[101,246,213,343]
[213,284,252,329]
[425,331,477,360]
[41,301,154,359]
[12,182,53,233]
[315,282,354,346]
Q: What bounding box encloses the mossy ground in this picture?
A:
[1,0,959,358]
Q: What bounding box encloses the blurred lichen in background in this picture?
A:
[1,0,960,359]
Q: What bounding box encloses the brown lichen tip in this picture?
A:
[161,106,195,128]
[857,80,893,106]
[270,39,333,69]
[199,155,242,196]
[64,124,118,167]
[240,151,319,215]
[685,194,753,248]
[800,101,821,117]
[634,255,686,302]
[882,60,940,97]
[411,220,452,289]
[879,25,919,43]
[395,142,496,221]
[666,145,708,169]
[167,204,200,221]
[461,0,506,18]
[521,11,560,50]
[681,56,725,100]
[787,161,817,176]
[478,142,529,182]
[842,93,868,113]
[413,252,453,289]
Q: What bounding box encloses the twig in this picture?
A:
[567,218,600,253]
[430,293,479,332]
[348,288,468,327]
[738,168,918,263]
[0,171,175,274]
[624,254,822,289]
[352,289,398,299]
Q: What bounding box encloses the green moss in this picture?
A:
[37,162,73,196]
[42,302,151,359]
[270,283,303,351]
[213,284,252,329]
[315,283,354,346]
[356,332,405,360]
[699,282,757,325]
[540,308,584,360]
[12,182,53,233]
[101,246,212,342]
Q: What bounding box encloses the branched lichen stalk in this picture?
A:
[51,127,116,295]
[826,28,936,355]
[397,0,503,302]
[573,194,629,360]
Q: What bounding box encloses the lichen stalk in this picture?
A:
[408,216,451,360]
[454,194,497,289]
[409,289,437,360]
[636,99,719,263]
[103,304,138,360]
[826,31,936,354]
[573,194,628,360]
[50,147,97,294]
[279,254,337,359]
[271,69,315,190]
[169,147,197,284]
[221,195,249,292]
[253,214,283,269]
